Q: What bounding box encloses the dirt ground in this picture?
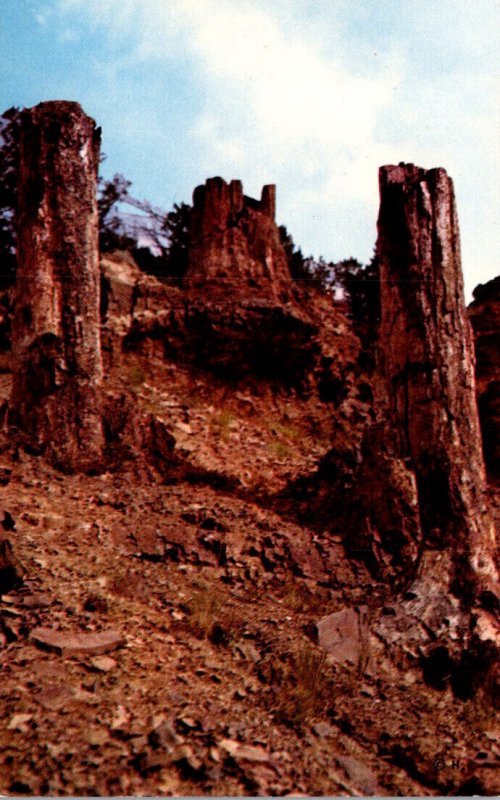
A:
[1,430,498,795]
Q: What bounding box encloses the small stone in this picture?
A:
[90,655,117,672]
[175,421,193,435]
[219,738,276,767]
[176,715,199,732]
[36,685,76,711]
[235,642,261,663]
[336,755,382,796]
[86,727,109,747]
[172,743,204,774]
[22,594,52,609]
[7,713,32,730]
[312,722,334,738]
[111,704,130,730]
[31,627,125,656]
[210,747,221,763]
[148,719,180,749]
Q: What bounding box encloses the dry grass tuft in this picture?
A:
[261,641,331,728]
[185,583,239,643]
[280,578,328,616]
[128,365,146,387]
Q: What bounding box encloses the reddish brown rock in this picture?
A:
[468,276,500,481]
[11,101,104,471]
[185,177,291,302]
[377,163,498,604]
[31,627,125,656]
[314,606,370,668]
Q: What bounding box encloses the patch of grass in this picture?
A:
[211,409,236,440]
[280,579,327,615]
[273,421,302,441]
[462,671,499,733]
[128,365,146,387]
[261,641,331,728]
[185,584,239,644]
[270,440,291,459]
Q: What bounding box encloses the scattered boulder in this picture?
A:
[31,627,126,656]
[336,755,383,796]
[313,606,370,669]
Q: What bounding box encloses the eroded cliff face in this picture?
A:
[102,179,358,395]
[11,101,104,471]
[468,276,500,482]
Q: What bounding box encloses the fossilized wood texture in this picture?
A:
[468,276,500,481]
[11,101,104,471]
[185,177,291,301]
[377,163,498,602]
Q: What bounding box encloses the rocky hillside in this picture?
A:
[0,101,498,797]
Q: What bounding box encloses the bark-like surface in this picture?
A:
[186,177,291,302]
[377,162,498,604]
[11,101,104,471]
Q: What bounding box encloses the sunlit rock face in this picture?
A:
[11,100,104,472]
[377,162,497,602]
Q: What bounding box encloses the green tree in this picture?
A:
[0,107,192,283]
[97,172,136,252]
[129,200,192,281]
[334,254,380,358]
[0,107,21,287]
[279,224,307,280]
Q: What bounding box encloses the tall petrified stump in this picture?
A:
[377,163,498,604]
[373,164,498,689]
[11,101,104,471]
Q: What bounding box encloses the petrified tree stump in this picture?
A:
[373,163,498,689]
[11,101,104,471]
[186,177,292,301]
[377,163,498,604]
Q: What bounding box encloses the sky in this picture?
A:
[0,0,498,298]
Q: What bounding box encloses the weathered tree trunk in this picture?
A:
[186,177,291,301]
[11,101,104,472]
[377,162,498,605]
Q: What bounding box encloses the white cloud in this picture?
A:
[47,0,499,293]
